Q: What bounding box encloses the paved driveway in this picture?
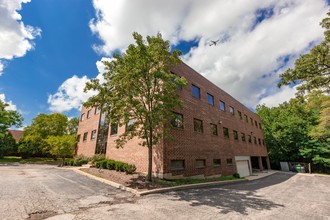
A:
[0,164,329,220]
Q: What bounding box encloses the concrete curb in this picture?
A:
[69,167,250,196]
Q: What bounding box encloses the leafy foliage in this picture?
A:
[67,117,79,135]
[85,32,187,181]
[278,10,330,94]
[0,100,23,137]
[0,132,16,158]
[46,135,77,164]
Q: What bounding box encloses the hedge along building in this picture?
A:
[76,61,270,178]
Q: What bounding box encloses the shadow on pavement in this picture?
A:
[168,173,295,215]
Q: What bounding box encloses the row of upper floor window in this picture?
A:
[80,107,100,121]
[172,112,265,146]
[191,84,262,129]
[171,158,233,171]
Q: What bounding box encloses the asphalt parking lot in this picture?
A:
[0,164,329,220]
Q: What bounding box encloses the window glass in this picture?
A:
[245,114,248,123]
[207,93,214,106]
[194,118,203,133]
[213,159,221,166]
[255,120,258,127]
[248,135,252,143]
[192,84,201,99]
[220,101,225,111]
[258,138,261,145]
[91,130,97,140]
[226,158,233,165]
[223,127,229,138]
[83,132,88,141]
[238,111,242,119]
[110,123,118,135]
[241,133,246,142]
[171,112,183,128]
[254,136,257,144]
[250,117,253,125]
[196,159,206,168]
[229,106,234,115]
[80,113,85,121]
[126,119,136,131]
[76,134,81,142]
[95,106,100,114]
[233,130,238,140]
[171,160,185,170]
[259,123,262,129]
[87,110,92,119]
[210,123,218,135]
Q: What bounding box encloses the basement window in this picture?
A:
[171,160,185,170]
[213,159,221,166]
[196,159,206,168]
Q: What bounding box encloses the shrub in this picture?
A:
[233,172,240,178]
[95,161,101,168]
[107,160,116,170]
[91,154,106,165]
[124,164,136,174]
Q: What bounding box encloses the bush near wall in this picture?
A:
[95,159,136,174]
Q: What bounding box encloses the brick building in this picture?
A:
[76,62,270,178]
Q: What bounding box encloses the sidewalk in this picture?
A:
[245,170,279,181]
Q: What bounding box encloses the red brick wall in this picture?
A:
[76,106,100,157]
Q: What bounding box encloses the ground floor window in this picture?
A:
[213,159,221,166]
[195,159,206,168]
[171,160,185,170]
[226,158,233,165]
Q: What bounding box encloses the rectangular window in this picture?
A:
[91,130,97,140]
[171,160,184,170]
[210,123,218,136]
[80,113,85,121]
[241,133,246,142]
[83,132,88,141]
[126,119,136,132]
[245,114,248,123]
[229,106,235,115]
[233,130,238,140]
[192,84,201,99]
[207,93,214,106]
[87,109,92,119]
[171,112,183,128]
[171,75,183,90]
[254,136,257,144]
[213,159,221,166]
[196,159,206,168]
[250,117,253,125]
[194,118,203,133]
[262,139,265,146]
[76,134,81,142]
[255,120,258,127]
[248,135,252,143]
[110,123,118,135]
[259,123,262,129]
[238,111,242,120]
[226,158,233,165]
[94,106,100,115]
[223,127,229,138]
[220,100,225,111]
[258,138,261,145]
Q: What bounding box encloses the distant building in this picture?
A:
[7,130,24,143]
[76,61,270,178]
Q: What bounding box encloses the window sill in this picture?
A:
[196,166,205,169]
[171,168,184,171]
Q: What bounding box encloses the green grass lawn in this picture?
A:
[156,175,242,187]
[0,156,59,164]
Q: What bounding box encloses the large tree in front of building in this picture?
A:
[0,100,22,137]
[85,32,187,181]
[18,113,69,158]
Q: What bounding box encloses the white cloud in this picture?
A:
[89,0,329,109]
[258,85,298,108]
[0,93,17,111]
[0,0,41,75]
[48,58,111,112]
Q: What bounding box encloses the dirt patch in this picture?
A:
[26,210,57,220]
[80,168,170,191]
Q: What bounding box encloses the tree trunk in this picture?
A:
[147,144,152,182]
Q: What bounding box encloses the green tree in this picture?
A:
[19,113,68,157]
[46,135,77,165]
[0,132,16,158]
[67,117,79,135]
[278,11,330,93]
[85,32,187,181]
[0,100,23,137]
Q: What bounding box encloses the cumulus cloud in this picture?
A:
[89,0,329,109]
[0,93,17,111]
[0,0,41,74]
[48,57,111,112]
[258,85,298,108]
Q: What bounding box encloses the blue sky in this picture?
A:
[0,0,329,128]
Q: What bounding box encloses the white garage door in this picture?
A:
[236,160,250,177]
